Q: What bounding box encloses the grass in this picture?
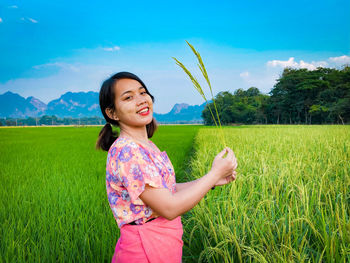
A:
[0,125,199,262]
[1,125,349,262]
[183,125,350,262]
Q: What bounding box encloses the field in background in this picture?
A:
[0,125,199,262]
[185,125,350,262]
[1,125,349,262]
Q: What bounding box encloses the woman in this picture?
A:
[96,72,238,263]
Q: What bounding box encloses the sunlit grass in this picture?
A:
[1,125,349,262]
[0,125,199,262]
[183,125,350,262]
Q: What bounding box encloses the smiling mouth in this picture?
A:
[137,107,150,115]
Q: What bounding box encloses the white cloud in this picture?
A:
[27,17,38,23]
[8,5,18,8]
[329,55,350,65]
[103,46,120,52]
[33,62,80,72]
[20,17,38,23]
[267,57,328,70]
[239,71,249,78]
[0,17,3,23]
[267,57,298,68]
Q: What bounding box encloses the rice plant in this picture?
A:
[0,125,200,262]
[1,125,348,262]
[183,125,350,262]
[173,41,226,148]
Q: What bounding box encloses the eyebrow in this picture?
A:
[121,86,145,97]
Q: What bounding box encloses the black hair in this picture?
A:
[96,72,157,151]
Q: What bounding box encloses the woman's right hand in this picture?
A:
[210,147,237,180]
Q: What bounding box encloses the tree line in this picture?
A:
[0,116,105,126]
[202,66,350,125]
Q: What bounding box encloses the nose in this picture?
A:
[136,94,147,106]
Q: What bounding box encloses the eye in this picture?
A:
[124,96,132,100]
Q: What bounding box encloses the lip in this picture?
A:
[136,106,149,113]
[137,106,151,116]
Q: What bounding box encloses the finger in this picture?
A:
[226,148,234,160]
[219,147,230,158]
[220,148,229,158]
[232,170,237,177]
[230,149,236,160]
[217,148,227,158]
[232,150,236,158]
[232,156,237,164]
[226,175,234,183]
[233,159,238,170]
[224,147,231,154]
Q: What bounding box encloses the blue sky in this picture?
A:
[1,0,349,113]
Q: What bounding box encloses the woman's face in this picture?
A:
[111,78,153,129]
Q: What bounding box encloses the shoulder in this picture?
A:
[108,137,143,162]
[108,137,137,153]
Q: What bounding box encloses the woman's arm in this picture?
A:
[176,170,238,192]
[175,179,200,192]
[140,147,237,220]
[140,170,217,220]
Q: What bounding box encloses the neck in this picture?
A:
[119,125,148,143]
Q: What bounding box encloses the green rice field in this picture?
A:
[0,125,349,262]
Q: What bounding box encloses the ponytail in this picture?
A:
[95,123,119,151]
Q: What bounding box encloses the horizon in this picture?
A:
[0,89,210,115]
[0,0,349,114]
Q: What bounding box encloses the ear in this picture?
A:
[105,108,120,121]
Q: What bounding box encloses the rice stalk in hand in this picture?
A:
[172,41,226,147]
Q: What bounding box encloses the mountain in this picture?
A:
[153,102,206,123]
[169,103,189,114]
[46,91,101,118]
[0,91,46,118]
[27,96,47,113]
[0,91,205,123]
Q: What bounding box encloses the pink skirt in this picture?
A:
[112,216,183,263]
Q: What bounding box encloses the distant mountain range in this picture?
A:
[0,91,205,123]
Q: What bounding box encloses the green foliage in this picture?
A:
[269,66,350,124]
[202,66,350,125]
[202,88,269,125]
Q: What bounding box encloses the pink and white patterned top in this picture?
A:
[106,136,177,228]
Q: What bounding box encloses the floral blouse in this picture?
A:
[106,136,177,228]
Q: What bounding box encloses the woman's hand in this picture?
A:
[210,147,237,186]
[214,171,237,186]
